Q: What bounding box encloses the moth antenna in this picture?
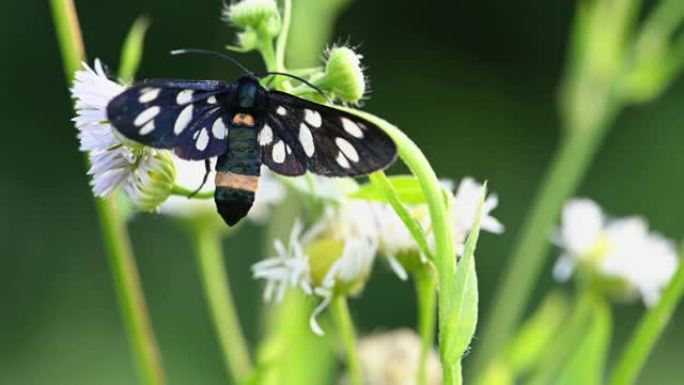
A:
[170,48,253,76]
[255,71,331,103]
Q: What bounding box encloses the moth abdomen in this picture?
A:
[214,171,259,226]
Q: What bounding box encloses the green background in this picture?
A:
[2,0,683,383]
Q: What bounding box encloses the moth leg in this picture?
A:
[188,159,212,198]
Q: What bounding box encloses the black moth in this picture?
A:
[107,75,397,225]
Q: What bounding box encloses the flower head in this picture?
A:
[449,177,504,255]
[554,198,679,306]
[71,60,175,210]
[223,0,281,50]
[316,46,367,104]
[354,329,442,385]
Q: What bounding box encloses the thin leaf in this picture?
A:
[554,297,612,385]
[441,183,485,360]
[352,175,427,204]
[118,16,151,82]
[369,171,433,260]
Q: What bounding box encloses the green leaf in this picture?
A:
[351,175,427,204]
[369,172,433,260]
[441,184,484,361]
[504,291,569,376]
[118,16,151,82]
[554,297,612,385]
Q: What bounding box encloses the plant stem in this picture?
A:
[191,223,253,383]
[170,184,214,199]
[331,295,363,385]
[474,103,617,372]
[342,108,456,382]
[99,200,166,385]
[275,0,291,72]
[50,1,166,384]
[415,266,437,385]
[527,289,594,385]
[608,242,684,385]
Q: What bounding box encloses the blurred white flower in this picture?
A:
[450,177,504,254]
[353,328,442,385]
[71,60,175,209]
[251,220,312,302]
[554,198,679,306]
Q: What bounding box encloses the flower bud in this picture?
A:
[317,46,367,103]
[124,149,176,212]
[224,0,281,39]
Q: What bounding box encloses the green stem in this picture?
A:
[474,101,617,372]
[50,1,165,384]
[341,108,456,381]
[527,289,594,385]
[275,0,291,72]
[331,295,363,385]
[443,361,462,385]
[415,267,438,385]
[608,242,684,385]
[170,184,214,200]
[191,223,253,383]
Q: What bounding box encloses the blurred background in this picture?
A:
[2,0,684,384]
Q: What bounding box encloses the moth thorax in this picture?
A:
[237,82,258,109]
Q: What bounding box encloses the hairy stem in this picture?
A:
[608,242,684,385]
[50,1,166,384]
[191,223,253,382]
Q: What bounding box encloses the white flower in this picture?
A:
[452,177,504,235]
[310,236,378,336]
[554,198,679,306]
[251,220,312,302]
[71,60,175,209]
[354,329,442,385]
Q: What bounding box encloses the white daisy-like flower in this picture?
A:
[251,220,313,303]
[450,177,504,255]
[554,198,679,306]
[354,329,443,385]
[71,60,175,209]
[309,236,378,336]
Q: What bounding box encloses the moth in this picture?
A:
[107,54,397,226]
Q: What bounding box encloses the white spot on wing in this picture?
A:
[336,152,350,168]
[335,137,359,162]
[304,109,322,127]
[139,120,155,135]
[195,128,209,151]
[299,123,315,157]
[207,95,217,104]
[272,140,286,163]
[212,117,227,139]
[176,90,194,105]
[276,106,287,115]
[174,104,193,134]
[259,124,273,145]
[139,88,160,103]
[134,106,160,126]
[341,117,364,138]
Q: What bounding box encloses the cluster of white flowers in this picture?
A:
[553,198,679,306]
[71,60,176,210]
[252,176,503,334]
